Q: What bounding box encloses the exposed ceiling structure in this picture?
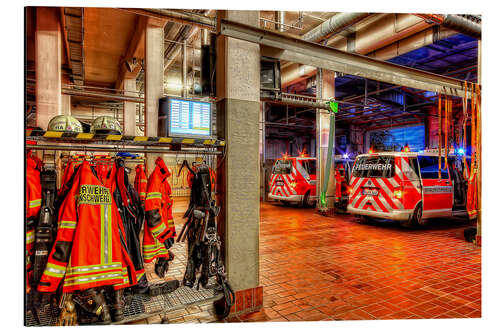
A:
[25,9,480,138]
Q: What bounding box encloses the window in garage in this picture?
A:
[368,124,425,152]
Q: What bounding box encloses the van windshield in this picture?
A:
[272,159,292,174]
[352,156,394,178]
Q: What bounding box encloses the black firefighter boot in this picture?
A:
[74,288,111,325]
[110,289,125,322]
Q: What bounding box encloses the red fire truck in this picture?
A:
[347,149,470,227]
[269,155,353,208]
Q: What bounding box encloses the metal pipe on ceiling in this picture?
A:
[414,14,481,39]
[302,12,371,42]
[282,14,435,87]
[62,88,145,103]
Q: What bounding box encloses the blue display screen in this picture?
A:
[168,98,212,137]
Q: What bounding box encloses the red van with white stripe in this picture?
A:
[269,157,317,207]
[347,151,469,227]
[268,156,353,208]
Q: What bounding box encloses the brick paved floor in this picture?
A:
[229,202,481,322]
[136,199,480,324]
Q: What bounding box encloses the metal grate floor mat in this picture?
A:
[26,282,222,326]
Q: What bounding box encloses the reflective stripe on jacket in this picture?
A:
[143,157,175,263]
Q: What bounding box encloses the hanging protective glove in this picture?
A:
[56,294,78,326]
[154,257,168,278]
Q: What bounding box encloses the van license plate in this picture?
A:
[276,180,284,186]
[362,188,378,196]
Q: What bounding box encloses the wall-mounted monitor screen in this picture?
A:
[166,97,212,138]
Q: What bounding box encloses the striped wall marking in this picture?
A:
[159,137,173,143]
[106,135,123,141]
[203,139,215,145]
[133,136,148,141]
[44,131,64,138]
[182,138,195,144]
[76,133,94,139]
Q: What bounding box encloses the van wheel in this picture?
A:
[411,203,426,227]
[302,191,315,208]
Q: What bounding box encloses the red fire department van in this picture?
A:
[347,150,470,227]
[269,155,353,208]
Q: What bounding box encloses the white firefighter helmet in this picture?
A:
[47,115,83,133]
[90,116,122,135]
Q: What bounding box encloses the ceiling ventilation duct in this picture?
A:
[301,12,371,42]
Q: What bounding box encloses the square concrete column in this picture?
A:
[35,7,62,129]
[316,69,336,213]
[144,18,165,173]
[216,11,260,292]
[123,78,138,136]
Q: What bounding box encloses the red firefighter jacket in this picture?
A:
[38,160,136,293]
[26,151,42,291]
[134,164,148,203]
[143,157,175,263]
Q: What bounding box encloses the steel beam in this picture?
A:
[220,19,473,97]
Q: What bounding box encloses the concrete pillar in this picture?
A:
[35,7,62,129]
[144,18,165,173]
[316,69,336,213]
[216,10,260,292]
[123,78,138,136]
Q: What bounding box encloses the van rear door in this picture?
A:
[350,155,401,213]
[417,156,453,218]
[398,156,422,211]
[270,159,294,198]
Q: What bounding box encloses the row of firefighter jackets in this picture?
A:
[26,151,42,290]
[37,157,175,293]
